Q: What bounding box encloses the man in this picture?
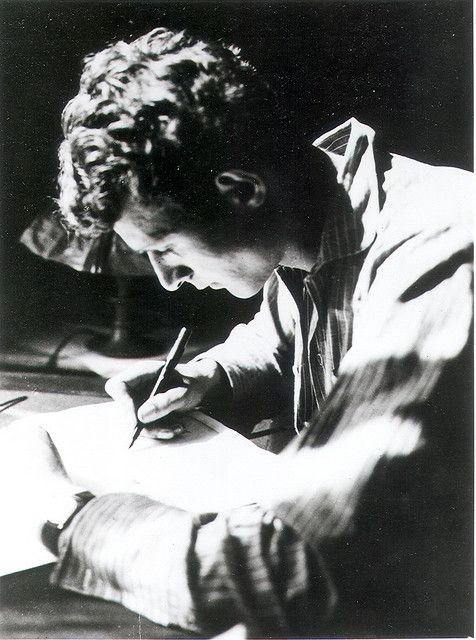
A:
[13,27,474,636]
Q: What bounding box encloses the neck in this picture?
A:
[280,240,319,272]
[273,145,337,272]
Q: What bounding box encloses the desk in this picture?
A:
[0,565,196,639]
[0,373,108,430]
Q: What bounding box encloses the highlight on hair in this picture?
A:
[57,27,276,241]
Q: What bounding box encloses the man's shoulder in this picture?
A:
[378,153,472,242]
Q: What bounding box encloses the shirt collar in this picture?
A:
[309,117,380,271]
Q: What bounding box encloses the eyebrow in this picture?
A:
[138,246,170,256]
[132,231,171,253]
[132,211,173,238]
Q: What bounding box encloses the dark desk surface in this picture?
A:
[0,565,198,639]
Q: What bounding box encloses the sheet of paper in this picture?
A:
[1,402,278,575]
[37,402,278,512]
[0,497,57,576]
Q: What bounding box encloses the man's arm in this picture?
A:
[195,271,297,408]
[51,494,334,636]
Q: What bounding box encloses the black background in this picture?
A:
[0,0,472,350]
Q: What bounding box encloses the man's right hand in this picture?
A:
[105,358,223,440]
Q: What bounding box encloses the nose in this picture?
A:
[147,252,193,291]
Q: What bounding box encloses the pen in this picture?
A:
[0,395,28,413]
[128,327,192,449]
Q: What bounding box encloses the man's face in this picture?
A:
[114,200,284,298]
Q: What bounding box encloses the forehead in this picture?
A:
[114,199,177,251]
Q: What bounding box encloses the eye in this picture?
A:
[146,248,174,260]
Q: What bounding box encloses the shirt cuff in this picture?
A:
[50,493,200,631]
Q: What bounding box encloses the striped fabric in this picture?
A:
[52,119,473,637]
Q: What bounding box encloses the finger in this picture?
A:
[105,362,165,398]
[103,379,137,431]
[118,395,138,430]
[141,425,185,440]
[138,386,189,423]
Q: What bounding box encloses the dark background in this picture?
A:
[0,0,472,355]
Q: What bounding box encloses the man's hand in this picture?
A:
[0,420,81,574]
[105,358,223,440]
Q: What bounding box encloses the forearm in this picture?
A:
[51,495,331,635]
[197,331,290,404]
[195,272,296,408]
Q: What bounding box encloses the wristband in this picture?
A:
[41,490,95,555]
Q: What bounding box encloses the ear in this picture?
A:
[214,170,266,209]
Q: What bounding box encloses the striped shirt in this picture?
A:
[51,119,473,637]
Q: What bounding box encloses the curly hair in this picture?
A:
[57,27,279,244]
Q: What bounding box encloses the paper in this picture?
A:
[0,402,278,575]
[35,402,277,511]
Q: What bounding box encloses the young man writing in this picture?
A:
[9,27,473,637]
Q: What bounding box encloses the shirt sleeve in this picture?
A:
[271,218,473,523]
[51,495,334,637]
[193,271,296,405]
[266,221,473,633]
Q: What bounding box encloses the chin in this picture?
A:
[228,281,263,299]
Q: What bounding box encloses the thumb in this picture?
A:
[138,386,189,423]
[105,378,133,402]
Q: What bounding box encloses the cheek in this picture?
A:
[231,255,271,281]
[228,263,269,295]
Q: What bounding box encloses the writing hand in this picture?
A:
[105,358,222,440]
